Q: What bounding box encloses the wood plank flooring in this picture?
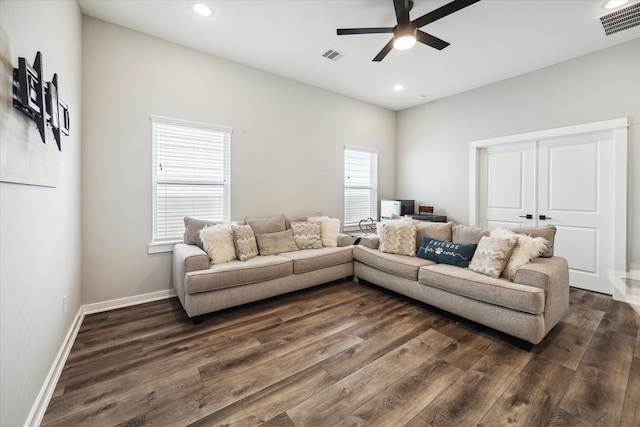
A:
[43,280,640,426]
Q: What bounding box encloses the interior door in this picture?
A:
[479,130,616,295]
[537,131,615,295]
[479,141,536,229]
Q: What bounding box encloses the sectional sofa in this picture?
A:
[172,215,569,345]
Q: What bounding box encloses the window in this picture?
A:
[151,116,231,242]
[344,146,378,228]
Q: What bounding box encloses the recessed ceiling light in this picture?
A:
[193,3,212,17]
[604,0,629,8]
[393,84,404,92]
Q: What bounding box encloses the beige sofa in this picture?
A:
[172,215,355,322]
[172,215,568,345]
[352,222,569,345]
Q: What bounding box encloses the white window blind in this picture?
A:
[344,147,378,227]
[151,116,231,242]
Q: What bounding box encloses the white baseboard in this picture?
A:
[83,288,177,315]
[25,288,177,427]
[25,306,84,427]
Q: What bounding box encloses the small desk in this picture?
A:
[408,214,447,222]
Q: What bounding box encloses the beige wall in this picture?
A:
[396,38,640,270]
[81,17,396,304]
[0,1,82,425]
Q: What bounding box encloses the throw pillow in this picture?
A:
[491,228,548,280]
[511,225,557,258]
[290,221,323,249]
[452,224,491,244]
[468,235,518,279]
[308,216,341,247]
[184,216,218,249]
[417,237,477,267]
[199,225,237,265]
[377,218,416,245]
[231,224,259,261]
[246,214,286,235]
[255,229,299,256]
[379,221,417,256]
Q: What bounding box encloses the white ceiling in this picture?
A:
[78,0,640,111]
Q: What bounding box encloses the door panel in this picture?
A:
[480,142,535,229]
[547,143,598,212]
[553,225,598,274]
[538,131,614,294]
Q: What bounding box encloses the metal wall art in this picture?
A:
[12,51,70,151]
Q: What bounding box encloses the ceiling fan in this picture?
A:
[337,0,481,62]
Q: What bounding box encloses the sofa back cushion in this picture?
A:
[415,221,453,247]
[452,224,490,244]
[246,214,286,235]
[184,216,218,249]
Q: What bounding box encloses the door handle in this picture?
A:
[539,215,552,220]
[519,214,533,219]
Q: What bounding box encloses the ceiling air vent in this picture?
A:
[322,49,345,62]
[598,1,640,36]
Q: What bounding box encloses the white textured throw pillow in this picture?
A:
[308,216,340,247]
[290,221,323,249]
[379,221,417,256]
[491,228,548,280]
[468,235,518,279]
[199,224,237,265]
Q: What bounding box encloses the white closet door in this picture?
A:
[537,131,615,295]
[472,118,627,298]
[479,142,536,229]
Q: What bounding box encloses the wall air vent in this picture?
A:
[322,49,346,61]
[598,1,640,36]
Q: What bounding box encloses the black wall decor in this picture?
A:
[12,51,70,151]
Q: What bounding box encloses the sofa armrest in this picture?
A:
[172,243,210,302]
[360,235,380,249]
[514,256,569,333]
[338,233,380,249]
[338,233,355,247]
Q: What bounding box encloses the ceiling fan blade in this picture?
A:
[373,38,395,62]
[416,30,450,50]
[413,0,481,28]
[337,27,394,35]
[393,0,410,25]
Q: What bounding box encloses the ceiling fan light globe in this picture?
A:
[394,35,416,50]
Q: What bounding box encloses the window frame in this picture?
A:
[344,145,378,230]
[149,115,231,252]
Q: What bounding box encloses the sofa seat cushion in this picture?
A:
[353,245,435,281]
[279,246,353,274]
[418,264,545,315]
[185,255,292,294]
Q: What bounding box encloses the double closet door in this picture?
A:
[476,125,625,296]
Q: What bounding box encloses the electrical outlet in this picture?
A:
[63,295,68,314]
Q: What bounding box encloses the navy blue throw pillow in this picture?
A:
[416,237,477,267]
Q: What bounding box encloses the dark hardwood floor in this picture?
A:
[42,280,640,426]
